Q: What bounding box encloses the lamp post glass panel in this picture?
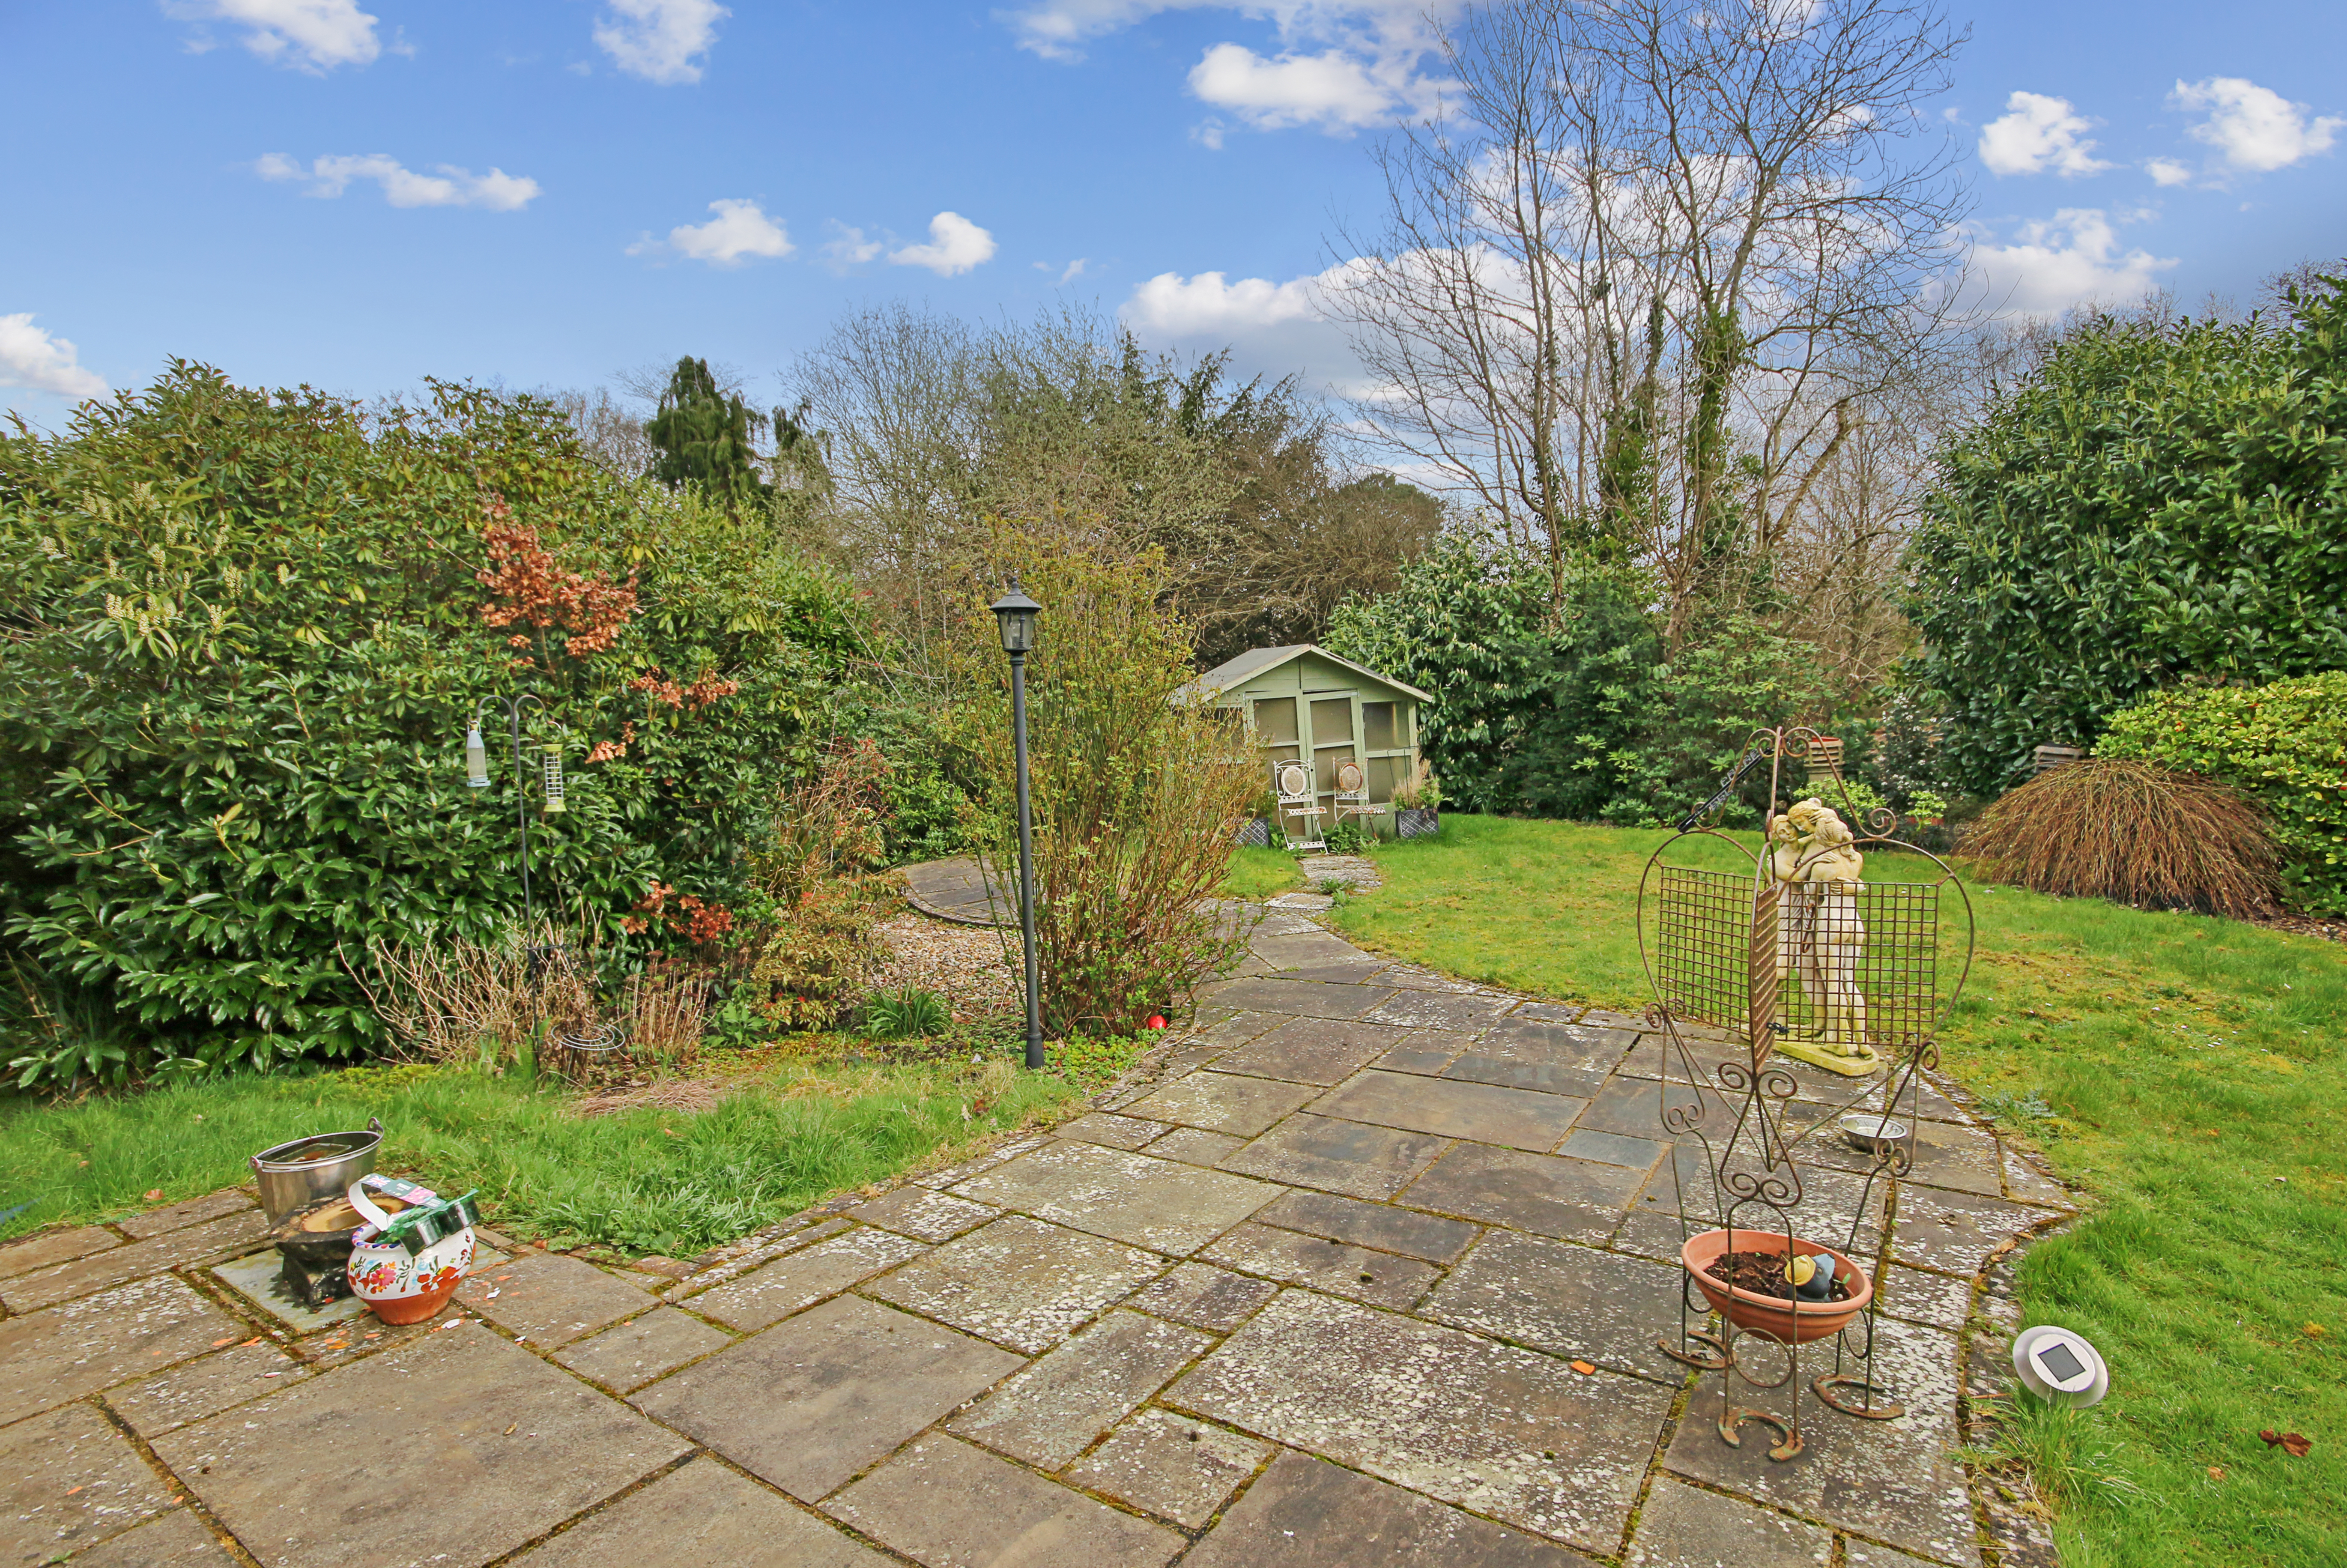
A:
[990,583,1044,1070]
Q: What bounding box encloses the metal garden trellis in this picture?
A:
[1637,726,1976,1461]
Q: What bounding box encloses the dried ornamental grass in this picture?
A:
[1964,758,2281,918]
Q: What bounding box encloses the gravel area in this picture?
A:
[869,911,1024,1021]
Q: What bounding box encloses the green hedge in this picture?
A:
[1904,276,2347,793]
[0,366,871,1086]
[2097,673,2347,915]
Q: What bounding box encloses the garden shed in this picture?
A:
[1188,644,1430,827]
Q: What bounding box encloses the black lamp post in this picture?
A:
[465,693,552,927]
[989,579,1044,1070]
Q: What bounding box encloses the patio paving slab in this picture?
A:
[1625,1475,1831,1567]
[687,1227,931,1331]
[0,1212,265,1314]
[1475,1018,1641,1074]
[824,1434,1184,1567]
[0,1273,243,1427]
[1144,1126,1247,1166]
[1424,1231,1688,1382]
[551,1306,732,1393]
[106,1339,308,1438]
[1890,1186,2051,1276]
[1371,1030,1475,1075]
[950,1140,1279,1254]
[1220,1113,1449,1201]
[69,1507,240,1567]
[1168,1290,1675,1553]
[945,1308,1212,1468]
[1198,1222,1439,1311]
[0,1399,182,1564]
[865,1215,1167,1353]
[1190,1010,1289,1048]
[1214,1017,1413,1086]
[850,1186,1002,1242]
[1662,1314,1977,1567]
[1128,1263,1280,1333]
[1361,990,1517,1032]
[509,1455,891,1567]
[211,1248,370,1334]
[1254,1188,1479,1264]
[1197,977,1396,1019]
[0,1225,120,1279]
[1403,1143,1647,1243]
[1057,1112,1174,1150]
[1126,1069,1319,1136]
[1181,1449,1599,1568]
[456,1252,654,1348]
[1312,1070,1588,1152]
[631,1293,1020,1502]
[155,1322,690,1568]
[118,1190,258,1239]
[1065,1408,1271,1528]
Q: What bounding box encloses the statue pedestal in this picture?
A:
[1770,1035,1883,1076]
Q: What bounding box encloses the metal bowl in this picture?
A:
[1839,1112,1910,1157]
[250,1118,382,1224]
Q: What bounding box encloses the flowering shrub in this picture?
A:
[0,366,870,1086]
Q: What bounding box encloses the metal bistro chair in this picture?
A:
[1274,760,1326,852]
[1331,759,1380,836]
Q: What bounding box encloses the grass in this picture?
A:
[1334,814,2346,1568]
[1224,844,1303,899]
[0,1044,1081,1259]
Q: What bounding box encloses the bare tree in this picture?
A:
[1332,0,1969,634]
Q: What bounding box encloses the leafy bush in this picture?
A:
[741,739,895,1030]
[950,543,1256,1037]
[1962,758,2280,918]
[1326,537,1801,825]
[1322,820,1372,855]
[0,366,870,1086]
[1905,277,2347,793]
[2096,673,2347,915]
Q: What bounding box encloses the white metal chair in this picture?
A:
[1274,761,1325,851]
[1331,759,1380,834]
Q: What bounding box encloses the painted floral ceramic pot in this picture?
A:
[345,1183,473,1325]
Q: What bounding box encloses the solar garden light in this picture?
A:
[989,578,1044,1072]
[464,693,551,928]
[2011,1325,2108,1408]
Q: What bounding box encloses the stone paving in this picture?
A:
[0,912,2075,1568]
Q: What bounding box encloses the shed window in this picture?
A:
[1362,701,1397,753]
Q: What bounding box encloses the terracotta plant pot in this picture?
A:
[1681,1228,1872,1345]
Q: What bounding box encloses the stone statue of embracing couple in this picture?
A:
[1765,798,1880,1075]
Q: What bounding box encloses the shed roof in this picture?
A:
[1186,643,1432,704]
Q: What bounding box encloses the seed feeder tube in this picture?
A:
[542,740,566,814]
[464,727,490,788]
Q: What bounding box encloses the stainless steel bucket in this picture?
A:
[250,1118,383,1224]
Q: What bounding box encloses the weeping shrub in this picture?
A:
[1962,758,2280,918]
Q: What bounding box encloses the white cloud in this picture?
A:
[594,0,727,85]
[2174,77,2343,173]
[167,0,382,72]
[0,314,107,401]
[632,199,793,266]
[1004,3,1454,139]
[2144,157,2194,188]
[890,213,998,277]
[257,154,540,210]
[1060,258,1090,283]
[1977,92,2111,178]
[1965,208,2176,319]
[1188,42,1413,134]
[1121,262,1375,396]
[821,224,886,270]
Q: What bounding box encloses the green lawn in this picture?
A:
[0,1050,1078,1258]
[1334,814,2346,1568]
[1224,844,1303,900]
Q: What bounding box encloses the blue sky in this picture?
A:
[4,1,2344,427]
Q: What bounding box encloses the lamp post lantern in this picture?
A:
[990,579,1044,1071]
[465,693,550,927]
